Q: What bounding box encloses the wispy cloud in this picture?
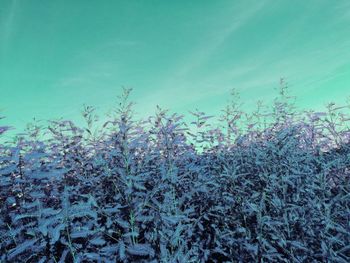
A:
[333,1,350,23]
[0,0,19,56]
[168,1,268,80]
[148,1,269,107]
[140,2,350,116]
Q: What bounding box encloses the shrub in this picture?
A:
[1,85,350,262]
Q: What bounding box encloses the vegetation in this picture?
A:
[1,83,350,262]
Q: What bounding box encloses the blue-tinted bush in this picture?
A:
[1,86,350,262]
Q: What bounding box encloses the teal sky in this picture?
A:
[1,0,350,138]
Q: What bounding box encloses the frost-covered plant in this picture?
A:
[219,88,244,146]
[1,85,350,262]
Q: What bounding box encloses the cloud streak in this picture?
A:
[168,1,268,80]
[140,1,270,113]
[139,1,350,118]
[0,0,19,56]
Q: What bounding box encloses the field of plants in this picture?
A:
[1,86,350,262]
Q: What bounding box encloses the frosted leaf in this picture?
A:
[7,239,38,260]
[127,243,155,257]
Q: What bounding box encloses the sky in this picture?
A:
[1,0,350,140]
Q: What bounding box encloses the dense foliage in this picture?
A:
[1,86,350,262]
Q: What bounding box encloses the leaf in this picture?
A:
[116,219,130,229]
[0,164,16,175]
[25,152,47,160]
[83,252,101,260]
[70,229,95,239]
[29,191,46,198]
[162,215,181,225]
[58,249,69,263]
[197,222,204,231]
[100,245,118,257]
[90,237,106,246]
[69,203,97,219]
[134,182,147,190]
[42,208,62,217]
[49,224,65,244]
[7,239,38,260]
[244,242,258,256]
[123,231,139,238]
[14,213,39,222]
[127,243,155,257]
[88,195,98,207]
[135,215,153,222]
[103,205,123,214]
[337,244,350,255]
[119,241,126,260]
[6,196,16,206]
[38,223,48,236]
[289,240,308,251]
[0,175,11,186]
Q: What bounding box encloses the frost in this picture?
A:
[1,87,350,261]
